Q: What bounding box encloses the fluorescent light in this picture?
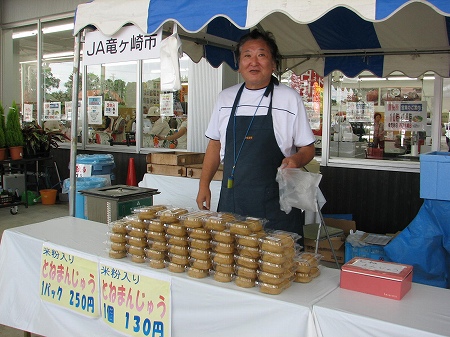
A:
[43,51,74,59]
[422,76,435,80]
[387,76,417,81]
[12,30,38,39]
[359,77,386,81]
[12,23,74,39]
[42,23,74,34]
[105,60,137,67]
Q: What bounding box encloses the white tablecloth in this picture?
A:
[0,217,340,337]
[139,173,222,211]
[313,285,450,337]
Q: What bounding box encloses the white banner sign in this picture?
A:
[84,25,162,66]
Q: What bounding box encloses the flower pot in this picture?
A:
[8,146,23,160]
[39,189,58,205]
[0,148,6,161]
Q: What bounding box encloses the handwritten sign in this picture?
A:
[100,263,171,337]
[23,104,34,122]
[75,163,92,177]
[160,93,174,117]
[104,101,119,117]
[40,243,99,318]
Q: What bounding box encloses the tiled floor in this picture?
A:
[0,200,69,337]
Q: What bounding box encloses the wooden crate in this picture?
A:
[185,164,223,181]
[147,163,186,177]
[146,152,205,166]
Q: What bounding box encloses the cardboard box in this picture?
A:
[420,151,450,200]
[146,152,205,166]
[340,258,413,300]
[303,218,356,264]
[185,164,223,181]
[147,163,186,177]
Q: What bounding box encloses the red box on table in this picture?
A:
[340,257,413,300]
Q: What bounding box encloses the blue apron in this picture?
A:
[217,81,304,239]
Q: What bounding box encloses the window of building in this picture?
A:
[329,71,434,163]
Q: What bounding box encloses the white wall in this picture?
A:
[1,0,84,25]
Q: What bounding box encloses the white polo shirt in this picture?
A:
[205,82,316,161]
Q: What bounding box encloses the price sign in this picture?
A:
[100,263,172,337]
[40,243,100,317]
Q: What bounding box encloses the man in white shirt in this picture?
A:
[196,29,315,238]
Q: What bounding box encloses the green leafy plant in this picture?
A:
[5,101,24,148]
[0,102,6,148]
[0,125,5,149]
[22,121,69,157]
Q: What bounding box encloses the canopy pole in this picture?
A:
[69,31,82,217]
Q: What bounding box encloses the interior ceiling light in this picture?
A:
[43,51,74,59]
[42,23,74,34]
[13,23,74,39]
[387,76,417,81]
[358,77,386,81]
[12,30,38,39]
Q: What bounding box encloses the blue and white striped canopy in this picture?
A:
[74,0,450,78]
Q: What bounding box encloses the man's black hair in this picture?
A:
[235,29,281,72]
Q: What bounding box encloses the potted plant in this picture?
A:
[5,101,24,160]
[22,121,69,158]
[0,102,6,161]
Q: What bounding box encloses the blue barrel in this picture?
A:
[63,177,108,219]
[76,154,115,175]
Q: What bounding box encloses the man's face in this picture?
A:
[238,39,275,90]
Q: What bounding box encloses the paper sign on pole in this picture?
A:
[23,104,34,122]
[100,263,171,337]
[88,96,103,124]
[40,243,100,318]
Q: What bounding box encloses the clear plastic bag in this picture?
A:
[276,167,322,214]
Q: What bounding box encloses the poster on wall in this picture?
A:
[160,92,174,116]
[23,104,33,122]
[104,101,119,117]
[88,96,103,124]
[384,101,427,131]
[380,87,422,105]
[43,102,62,121]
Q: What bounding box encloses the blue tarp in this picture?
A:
[385,199,450,288]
